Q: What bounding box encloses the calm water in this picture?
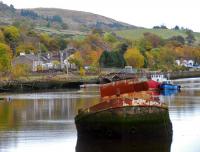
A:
[0,79,200,152]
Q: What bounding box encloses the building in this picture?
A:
[12,53,40,72]
[175,59,195,68]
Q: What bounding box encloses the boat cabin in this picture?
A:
[151,74,167,83]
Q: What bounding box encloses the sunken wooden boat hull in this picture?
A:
[75,79,172,138]
[75,97,172,138]
[76,135,172,152]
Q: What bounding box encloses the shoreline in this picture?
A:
[0,77,99,93]
[164,71,200,80]
[0,70,200,93]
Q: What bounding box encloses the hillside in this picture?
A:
[0,2,135,32]
[115,28,200,43]
[1,2,200,43]
[0,2,16,24]
[31,8,135,31]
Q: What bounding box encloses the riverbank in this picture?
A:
[1,70,200,93]
[0,74,99,92]
[166,71,200,79]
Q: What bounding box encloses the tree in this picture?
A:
[103,32,117,43]
[49,39,59,52]
[168,35,185,45]
[143,32,163,48]
[174,25,180,30]
[40,43,48,53]
[52,15,63,23]
[160,25,168,29]
[39,33,52,51]
[40,33,51,46]
[0,43,12,73]
[192,48,200,64]
[139,38,152,52]
[61,23,68,30]
[57,38,67,50]
[3,26,20,55]
[159,47,176,71]
[139,33,163,54]
[16,43,36,55]
[46,22,51,28]
[185,29,196,45]
[145,49,161,69]
[11,64,28,79]
[99,51,113,67]
[99,50,126,68]
[116,43,128,55]
[0,30,5,43]
[68,51,83,69]
[20,9,39,19]
[124,48,144,68]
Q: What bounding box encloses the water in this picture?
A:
[0,79,200,152]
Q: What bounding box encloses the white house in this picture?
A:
[176,59,195,68]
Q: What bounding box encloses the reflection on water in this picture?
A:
[0,83,200,152]
[160,89,179,96]
[76,137,172,152]
[0,88,100,152]
[173,77,200,89]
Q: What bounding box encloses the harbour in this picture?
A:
[0,78,200,151]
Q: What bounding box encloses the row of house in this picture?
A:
[176,59,200,68]
[12,47,77,72]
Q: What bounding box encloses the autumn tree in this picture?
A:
[11,64,28,79]
[103,32,117,43]
[0,30,5,42]
[192,48,200,64]
[40,43,48,53]
[124,48,144,68]
[143,32,163,48]
[16,43,36,55]
[0,43,12,74]
[82,50,101,66]
[145,50,158,69]
[40,33,51,49]
[49,39,59,52]
[68,51,83,69]
[3,26,20,55]
[159,47,176,71]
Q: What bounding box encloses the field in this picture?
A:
[115,28,200,43]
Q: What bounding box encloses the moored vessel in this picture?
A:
[75,79,172,138]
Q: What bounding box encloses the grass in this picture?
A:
[35,26,87,36]
[115,28,200,44]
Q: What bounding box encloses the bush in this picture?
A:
[79,67,85,76]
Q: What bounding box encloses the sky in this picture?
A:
[2,0,200,32]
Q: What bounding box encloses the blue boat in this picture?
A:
[160,81,181,90]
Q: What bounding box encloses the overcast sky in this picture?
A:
[2,0,200,32]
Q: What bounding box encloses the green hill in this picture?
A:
[1,1,200,43]
[115,28,200,43]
